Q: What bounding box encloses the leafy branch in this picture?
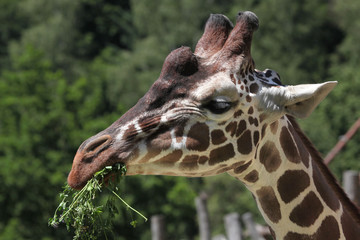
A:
[49,163,147,239]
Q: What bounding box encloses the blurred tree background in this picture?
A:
[0,0,359,239]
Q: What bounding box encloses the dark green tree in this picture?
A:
[300,0,360,179]
[0,0,28,67]
[0,45,73,239]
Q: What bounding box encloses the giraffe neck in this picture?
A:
[228,116,360,240]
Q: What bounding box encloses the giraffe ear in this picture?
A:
[282,81,337,118]
[259,81,337,119]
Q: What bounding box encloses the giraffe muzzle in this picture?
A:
[68,135,116,189]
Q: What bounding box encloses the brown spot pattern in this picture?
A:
[138,148,162,163]
[209,143,235,165]
[253,131,259,146]
[289,191,323,227]
[259,113,267,123]
[211,129,227,145]
[148,126,172,149]
[198,156,208,164]
[174,125,185,143]
[270,121,278,134]
[254,144,259,159]
[261,124,267,139]
[280,127,300,164]
[225,121,237,137]
[234,110,243,118]
[230,73,236,84]
[123,124,138,141]
[248,116,258,126]
[289,126,310,168]
[341,209,360,239]
[228,161,245,170]
[236,120,246,137]
[138,116,161,133]
[249,83,259,93]
[186,123,210,151]
[216,162,245,174]
[259,141,281,173]
[219,121,227,126]
[284,232,310,240]
[284,216,340,240]
[237,130,253,154]
[180,155,199,171]
[269,227,276,240]
[313,216,340,240]
[254,118,259,127]
[244,170,259,183]
[233,160,252,174]
[312,161,340,211]
[256,186,282,223]
[155,150,183,165]
[277,170,310,203]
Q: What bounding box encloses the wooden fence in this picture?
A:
[151,170,360,240]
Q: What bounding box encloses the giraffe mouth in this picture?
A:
[67,134,126,189]
[67,161,124,190]
[67,151,116,190]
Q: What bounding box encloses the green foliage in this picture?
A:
[73,0,134,58]
[13,0,79,71]
[251,0,343,85]
[49,163,147,240]
[0,45,73,239]
[299,0,360,179]
[0,0,28,66]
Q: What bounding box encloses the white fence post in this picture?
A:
[195,192,211,240]
[224,213,243,240]
[242,212,265,240]
[343,170,360,206]
[151,215,166,240]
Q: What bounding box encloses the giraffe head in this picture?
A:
[68,11,336,189]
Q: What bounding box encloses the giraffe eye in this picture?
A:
[204,99,233,114]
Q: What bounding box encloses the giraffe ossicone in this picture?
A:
[68,11,360,239]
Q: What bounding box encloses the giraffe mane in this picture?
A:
[287,115,360,224]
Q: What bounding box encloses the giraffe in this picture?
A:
[68,11,360,239]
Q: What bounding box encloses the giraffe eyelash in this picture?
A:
[203,99,234,114]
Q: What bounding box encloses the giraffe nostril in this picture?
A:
[84,135,112,153]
